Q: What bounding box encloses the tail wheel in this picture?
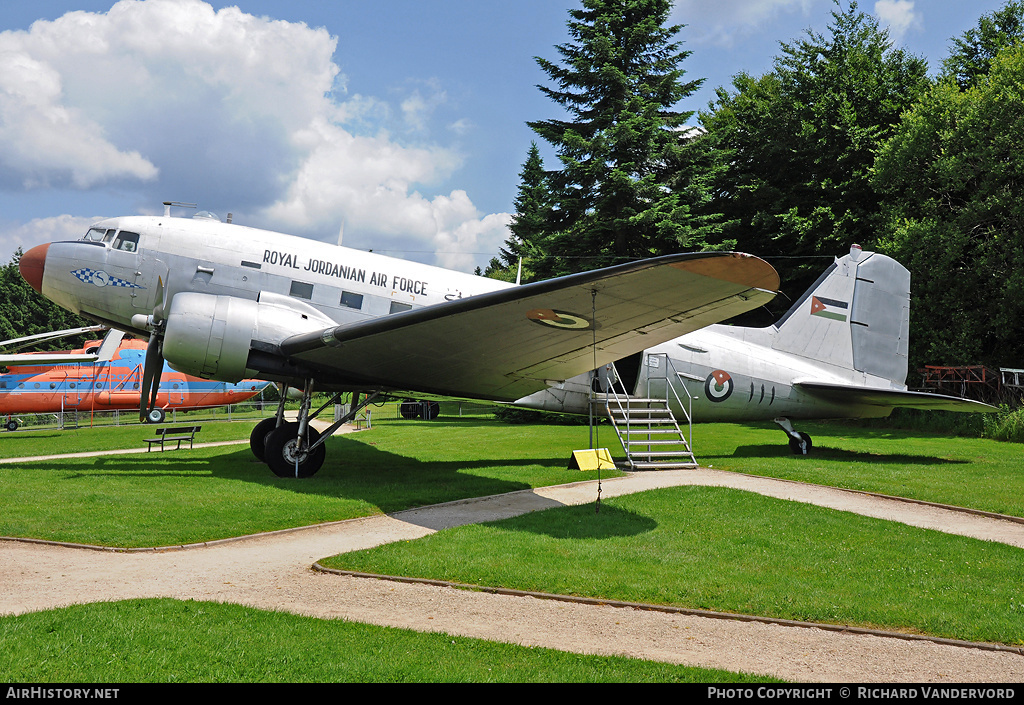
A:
[249,417,279,461]
[788,432,812,455]
[265,424,325,478]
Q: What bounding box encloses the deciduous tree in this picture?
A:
[699,1,929,303]
[874,45,1024,369]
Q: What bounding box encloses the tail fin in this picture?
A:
[772,245,910,386]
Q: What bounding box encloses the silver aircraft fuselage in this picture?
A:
[31,215,511,341]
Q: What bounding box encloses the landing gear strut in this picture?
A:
[774,417,812,455]
[249,382,382,478]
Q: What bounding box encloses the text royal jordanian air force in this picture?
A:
[262,249,429,296]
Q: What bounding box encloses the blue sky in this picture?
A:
[0,0,1009,272]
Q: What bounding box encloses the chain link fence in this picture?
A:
[1,397,500,432]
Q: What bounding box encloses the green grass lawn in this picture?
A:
[322,484,1024,645]
[0,599,775,683]
[4,415,1023,680]
[0,420,257,458]
[3,417,1024,547]
[694,420,1024,518]
[0,418,620,547]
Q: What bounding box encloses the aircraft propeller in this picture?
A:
[133,276,170,423]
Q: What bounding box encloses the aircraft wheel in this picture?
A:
[423,401,440,420]
[400,401,420,419]
[265,424,325,478]
[249,417,278,462]
[788,432,812,455]
[146,408,166,424]
[5,419,17,431]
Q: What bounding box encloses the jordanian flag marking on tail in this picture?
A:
[810,296,848,321]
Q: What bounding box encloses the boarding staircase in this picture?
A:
[598,353,697,470]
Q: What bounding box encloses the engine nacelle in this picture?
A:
[163,293,257,382]
[162,291,336,382]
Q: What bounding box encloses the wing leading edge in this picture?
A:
[794,381,997,412]
[280,252,779,401]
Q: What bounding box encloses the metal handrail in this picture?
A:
[601,354,696,468]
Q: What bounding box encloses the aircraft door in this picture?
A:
[163,375,187,406]
[62,377,89,408]
[132,254,169,312]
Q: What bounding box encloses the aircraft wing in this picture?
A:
[794,381,997,412]
[280,252,779,401]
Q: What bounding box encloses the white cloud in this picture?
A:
[873,1,921,42]
[0,215,101,259]
[0,49,157,188]
[673,0,817,47]
[0,0,501,271]
[399,78,448,134]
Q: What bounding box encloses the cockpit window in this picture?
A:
[102,229,116,242]
[84,228,106,242]
[112,231,140,253]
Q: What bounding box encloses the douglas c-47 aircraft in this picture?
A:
[19,203,780,477]
[515,245,994,455]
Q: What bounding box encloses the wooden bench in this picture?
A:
[144,425,201,452]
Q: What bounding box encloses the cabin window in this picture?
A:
[389,301,412,315]
[340,291,363,310]
[113,231,140,253]
[290,281,313,300]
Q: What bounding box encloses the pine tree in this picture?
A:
[488,143,551,283]
[527,0,708,277]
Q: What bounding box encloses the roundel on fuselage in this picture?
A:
[704,370,734,402]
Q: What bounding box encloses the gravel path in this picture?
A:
[3,460,1024,682]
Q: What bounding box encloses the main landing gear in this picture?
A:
[774,417,812,455]
[248,381,381,478]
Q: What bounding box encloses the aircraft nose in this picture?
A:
[19,243,49,294]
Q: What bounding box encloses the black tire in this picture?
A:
[249,417,279,462]
[265,424,325,478]
[423,401,440,420]
[400,401,421,419]
[5,419,17,432]
[146,408,166,424]
[788,432,812,455]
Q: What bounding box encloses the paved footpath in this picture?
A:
[3,453,1024,681]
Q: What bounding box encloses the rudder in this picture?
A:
[772,246,910,386]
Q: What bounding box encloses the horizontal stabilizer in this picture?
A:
[0,329,125,368]
[0,352,99,366]
[0,325,107,352]
[281,252,779,401]
[794,381,997,413]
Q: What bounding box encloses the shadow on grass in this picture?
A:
[26,434,583,515]
[706,443,968,465]
[497,502,659,540]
